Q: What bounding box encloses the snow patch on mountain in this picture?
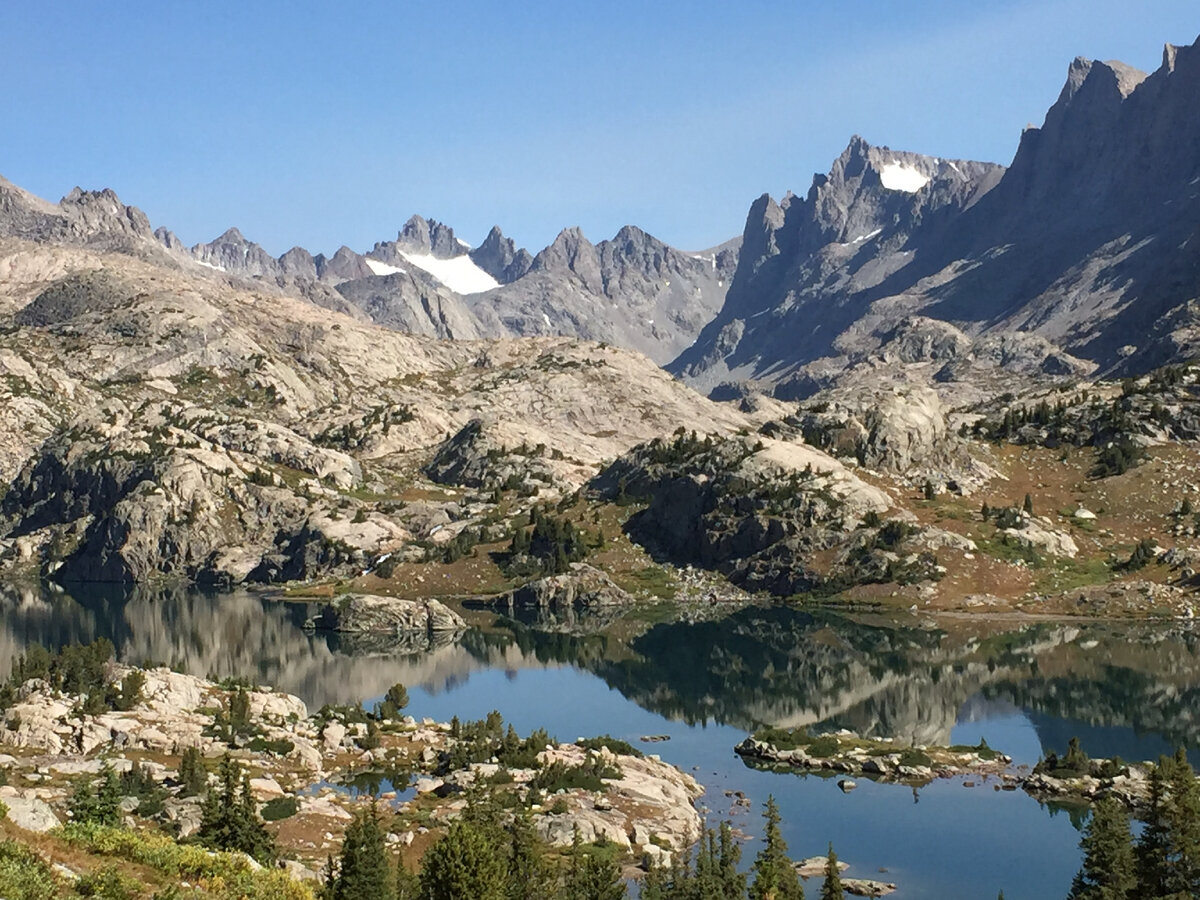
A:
[364,258,405,277]
[399,251,500,295]
[879,163,930,193]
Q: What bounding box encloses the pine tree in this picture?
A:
[197,755,276,864]
[750,796,804,900]
[178,745,208,797]
[1136,757,1173,896]
[332,804,395,900]
[1068,796,1135,900]
[420,819,506,900]
[563,828,626,900]
[500,807,558,900]
[1163,748,1200,897]
[819,845,844,900]
[378,683,409,721]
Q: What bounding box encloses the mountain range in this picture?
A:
[0,173,735,365]
[4,36,1197,392]
[673,37,1200,396]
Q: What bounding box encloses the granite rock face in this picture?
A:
[313,595,466,634]
[673,36,1200,392]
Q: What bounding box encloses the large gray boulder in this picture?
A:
[497,563,635,611]
[314,595,465,634]
[2,794,61,833]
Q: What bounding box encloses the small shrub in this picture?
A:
[260,796,299,822]
[898,748,933,768]
[806,735,840,758]
[246,737,294,756]
[576,735,643,758]
[74,866,139,899]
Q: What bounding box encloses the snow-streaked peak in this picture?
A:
[399,251,499,294]
[878,162,930,193]
[364,258,405,277]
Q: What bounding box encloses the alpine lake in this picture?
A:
[4,580,1198,899]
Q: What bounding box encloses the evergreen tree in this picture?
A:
[1068,796,1135,900]
[420,819,507,900]
[332,804,395,900]
[68,763,122,827]
[178,745,208,797]
[750,796,804,900]
[197,755,276,864]
[378,683,409,721]
[503,807,558,900]
[394,861,421,900]
[819,845,844,900]
[1163,748,1200,896]
[1136,757,1173,896]
[563,829,625,900]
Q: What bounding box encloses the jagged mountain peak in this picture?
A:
[212,226,249,244]
[468,225,532,284]
[674,32,1200,393]
[396,214,464,259]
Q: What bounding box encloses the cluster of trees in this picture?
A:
[66,753,274,864]
[506,508,594,576]
[1069,749,1200,899]
[196,754,277,864]
[318,794,845,900]
[1,639,143,717]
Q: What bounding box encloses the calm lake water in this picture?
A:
[4,580,1199,899]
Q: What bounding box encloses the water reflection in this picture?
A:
[3,581,1199,764]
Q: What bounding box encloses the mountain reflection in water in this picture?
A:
[3,582,1199,765]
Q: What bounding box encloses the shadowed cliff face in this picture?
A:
[674,37,1200,392]
[4,583,1200,757]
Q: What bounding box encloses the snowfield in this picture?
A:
[398,251,499,294]
[878,162,930,193]
[364,258,405,276]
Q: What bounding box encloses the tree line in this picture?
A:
[319,794,846,900]
[1069,748,1200,899]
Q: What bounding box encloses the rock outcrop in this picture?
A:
[673,35,1200,391]
[593,432,931,596]
[312,595,465,635]
[495,563,635,612]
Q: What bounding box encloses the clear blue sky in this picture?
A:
[2,1,1196,256]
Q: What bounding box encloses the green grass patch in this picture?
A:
[576,735,643,758]
[948,739,1000,761]
[752,726,811,751]
[618,566,678,600]
[1034,556,1113,594]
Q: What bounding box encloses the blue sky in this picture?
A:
[2,1,1196,255]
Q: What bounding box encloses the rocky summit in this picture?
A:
[673,37,1200,397]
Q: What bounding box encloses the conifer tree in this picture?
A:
[750,796,804,900]
[178,745,208,797]
[1136,757,1174,896]
[563,828,625,900]
[197,755,275,864]
[420,819,506,900]
[1163,748,1200,896]
[503,806,558,900]
[331,804,395,900]
[819,844,844,900]
[1068,796,1135,900]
